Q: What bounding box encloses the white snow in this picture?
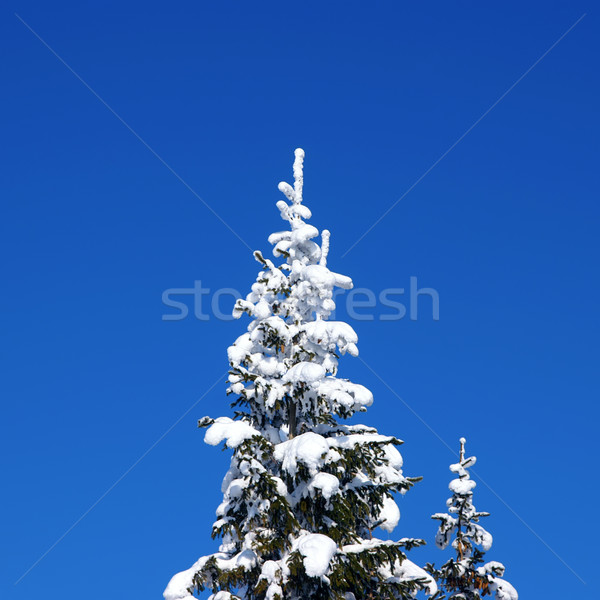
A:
[259,560,280,582]
[165,549,259,600]
[329,433,395,450]
[204,417,261,448]
[304,320,358,356]
[392,558,438,596]
[316,378,373,411]
[295,533,337,577]
[222,477,249,499]
[164,567,197,600]
[258,559,285,600]
[274,432,335,476]
[309,472,340,500]
[227,333,253,365]
[383,443,403,469]
[341,538,397,554]
[473,523,493,551]
[480,560,505,576]
[449,477,476,495]
[302,264,353,291]
[449,455,476,478]
[379,496,401,532]
[283,362,326,385]
[478,563,519,600]
[209,593,232,600]
[494,578,519,600]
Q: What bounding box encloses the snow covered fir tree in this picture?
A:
[425,438,518,600]
[164,149,437,600]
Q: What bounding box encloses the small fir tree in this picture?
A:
[426,438,518,600]
[164,149,436,600]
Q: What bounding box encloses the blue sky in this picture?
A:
[1,1,597,598]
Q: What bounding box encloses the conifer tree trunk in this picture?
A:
[288,397,297,438]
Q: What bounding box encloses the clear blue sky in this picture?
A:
[1,2,597,598]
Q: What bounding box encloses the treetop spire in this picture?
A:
[277,147,305,208]
[292,147,304,204]
[319,229,330,267]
